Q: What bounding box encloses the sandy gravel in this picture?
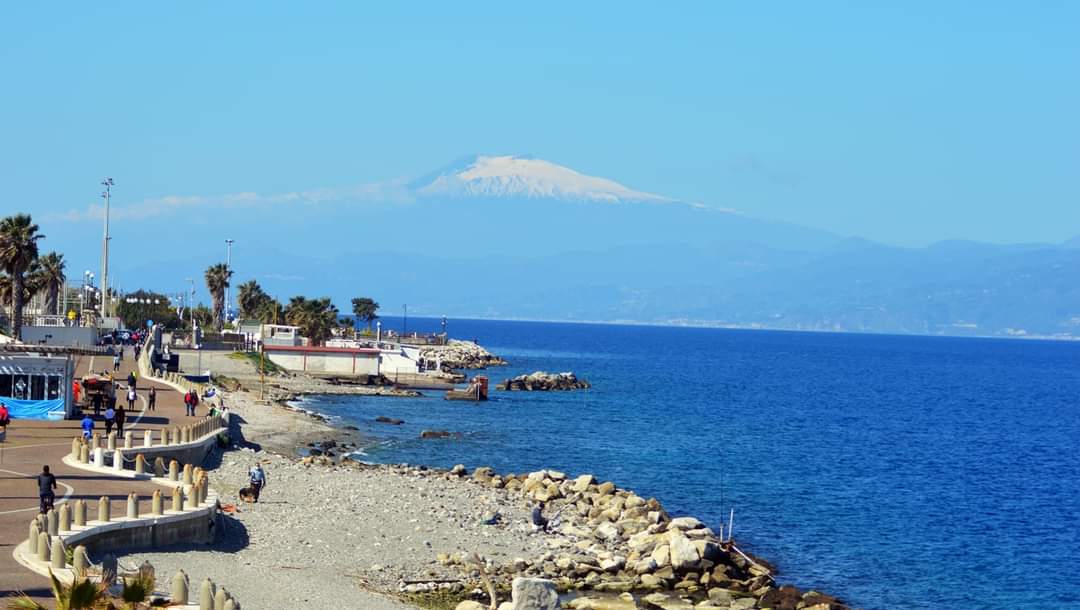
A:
[116,387,550,610]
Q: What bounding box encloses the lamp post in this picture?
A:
[225,238,235,324]
[100,178,114,319]
[402,304,407,340]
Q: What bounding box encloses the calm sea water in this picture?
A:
[300,318,1080,609]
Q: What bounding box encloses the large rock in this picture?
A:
[510,577,559,610]
[498,371,591,391]
[668,533,700,571]
[667,517,704,531]
[421,340,508,371]
[455,602,487,610]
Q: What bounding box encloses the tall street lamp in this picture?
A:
[100,178,114,319]
[225,239,235,323]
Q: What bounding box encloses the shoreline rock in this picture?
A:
[497,371,590,391]
[422,340,509,370]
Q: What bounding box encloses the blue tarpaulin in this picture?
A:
[0,397,65,420]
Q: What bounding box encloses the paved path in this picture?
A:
[0,347,204,604]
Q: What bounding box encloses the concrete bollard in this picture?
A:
[74,500,86,526]
[113,449,124,472]
[91,433,100,451]
[93,447,104,466]
[152,489,163,515]
[79,443,89,464]
[199,578,215,610]
[172,427,181,445]
[107,431,116,451]
[135,454,146,475]
[58,503,71,532]
[47,509,58,535]
[50,537,65,569]
[98,496,110,522]
[181,426,190,443]
[71,437,81,459]
[183,464,194,485]
[28,520,40,554]
[124,431,133,449]
[169,460,179,481]
[73,545,89,571]
[155,457,166,477]
[171,570,189,604]
[159,428,168,446]
[127,493,139,519]
[171,486,183,512]
[223,600,236,610]
[214,587,228,610]
[144,429,153,447]
[36,531,49,561]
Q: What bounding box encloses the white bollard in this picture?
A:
[144,430,153,447]
[113,449,124,472]
[93,448,104,467]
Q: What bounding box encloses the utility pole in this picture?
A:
[100,178,114,320]
[225,238,235,324]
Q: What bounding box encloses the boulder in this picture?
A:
[668,533,700,572]
[455,602,487,610]
[510,577,559,610]
[498,371,591,391]
[375,416,404,425]
[420,430,461,439]
[573,474,595,492]
[668,517,704,531]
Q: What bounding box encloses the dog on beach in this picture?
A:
[238,486,257,503]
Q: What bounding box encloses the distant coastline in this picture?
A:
[402,313,1080,342]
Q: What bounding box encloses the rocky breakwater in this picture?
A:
[437,467,849,610]
[498,371,591,391]
[423,339,509,370]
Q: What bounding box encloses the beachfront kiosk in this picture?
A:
[0,346,80,420]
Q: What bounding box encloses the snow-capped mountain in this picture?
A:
[412,154,673,203]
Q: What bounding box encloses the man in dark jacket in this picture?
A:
[37,465,57,514]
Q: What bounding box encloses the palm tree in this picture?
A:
[0,214,44,340]
[284,296,339,344]
[6,569,111,610]
[236,280,270,319]
[257,298,283,325]
[351,297,380,330]
[34,251,66,315]
[204,263,233,331]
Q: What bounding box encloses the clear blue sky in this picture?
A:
[2,2,1077,247]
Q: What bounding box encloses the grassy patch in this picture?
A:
[227,351,285,375]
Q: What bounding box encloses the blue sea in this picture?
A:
[299,318,1080,609]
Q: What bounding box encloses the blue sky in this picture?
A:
[2,2,1077,249]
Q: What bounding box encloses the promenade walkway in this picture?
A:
[0,348,201,604]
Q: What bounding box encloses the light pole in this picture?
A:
[402,303,407,339]
[100,178,114,319]
[225,238,235,324]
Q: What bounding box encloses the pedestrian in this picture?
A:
[190,390,199,416]
[183,390,192,416]
[104,405,116,436]
[115,405,126,436]
[147,387,156,411]
[80,413,94,440]
[0,401,10,431]
[127,387,136,410]
[113,353,121,372]
[92,393,102,416]
[37,465,57,514]
[127,372,136,388]
[248,463,267,502]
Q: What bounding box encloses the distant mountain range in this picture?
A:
[57,154,1080,339]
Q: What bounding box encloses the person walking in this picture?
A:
[127,372,136,389]
[103,404,115,436]
[0,401,10,431]
[113,352,121,371]
[183,390,192,416]
[248,463,267,502]
[147,387,156,411]
[37,465,57,514]
[91,392,102,416]
[126,386,137,410]
[115,405,126,436]
[80,413,94,440]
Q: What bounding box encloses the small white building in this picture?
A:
[263,344,383,378]
[0,348,78,419]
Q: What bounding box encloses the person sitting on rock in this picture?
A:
[530,501,549,533]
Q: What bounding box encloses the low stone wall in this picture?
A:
[70,413,230,470]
